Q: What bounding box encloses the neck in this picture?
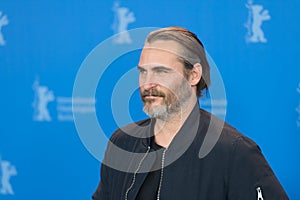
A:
[154,96,197,148]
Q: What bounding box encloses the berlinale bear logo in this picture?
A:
[32,79,55,121]
[0,159,17,195]
[296,83,300,127]
[245,0,271,43]
[111,2,135,44]
[0,11,9,46]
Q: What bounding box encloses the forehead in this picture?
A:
[138,40,184,67]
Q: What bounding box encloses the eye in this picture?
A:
[138,68,147,75]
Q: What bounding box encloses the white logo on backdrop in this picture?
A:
[0,11,9,46]
[245,0,271,43]
[296,83,300,127]
[0,159,17,195]
[56,97,95,121]
[32,79,55,121]
[112,2,135,44]
[32,78,95,122]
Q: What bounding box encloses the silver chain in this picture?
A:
[124,146,151,200]
[156,148,168,200]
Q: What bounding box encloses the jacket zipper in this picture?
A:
[156,148,168,200]
[124,146,151,200]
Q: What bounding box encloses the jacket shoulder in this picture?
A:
[198,108,259,156]
[109,118,151,151]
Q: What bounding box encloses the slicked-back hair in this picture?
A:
[146,26,210,97]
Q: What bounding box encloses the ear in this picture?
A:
[189,63,202,86]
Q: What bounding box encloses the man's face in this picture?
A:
[138,40,193,120]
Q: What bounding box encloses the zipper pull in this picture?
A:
[256,187,264,200]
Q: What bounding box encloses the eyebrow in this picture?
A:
[137,65,173,72]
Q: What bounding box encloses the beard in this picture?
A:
[141,79,192,121]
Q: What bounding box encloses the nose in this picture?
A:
[142,82,158,90]
[139,73,158,90]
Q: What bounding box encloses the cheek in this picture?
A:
[163,77,185,92]
[161,85,178,102]
[157,76,180,91]
[138,75,150,89]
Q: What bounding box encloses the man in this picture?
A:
[92,26,288,199]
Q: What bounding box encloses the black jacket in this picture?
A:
[93,106,288,200]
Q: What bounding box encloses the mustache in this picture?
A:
[141,89,166,98]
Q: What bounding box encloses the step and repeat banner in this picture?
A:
[0,0,299,199]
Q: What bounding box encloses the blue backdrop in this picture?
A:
[0,0,299,199]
